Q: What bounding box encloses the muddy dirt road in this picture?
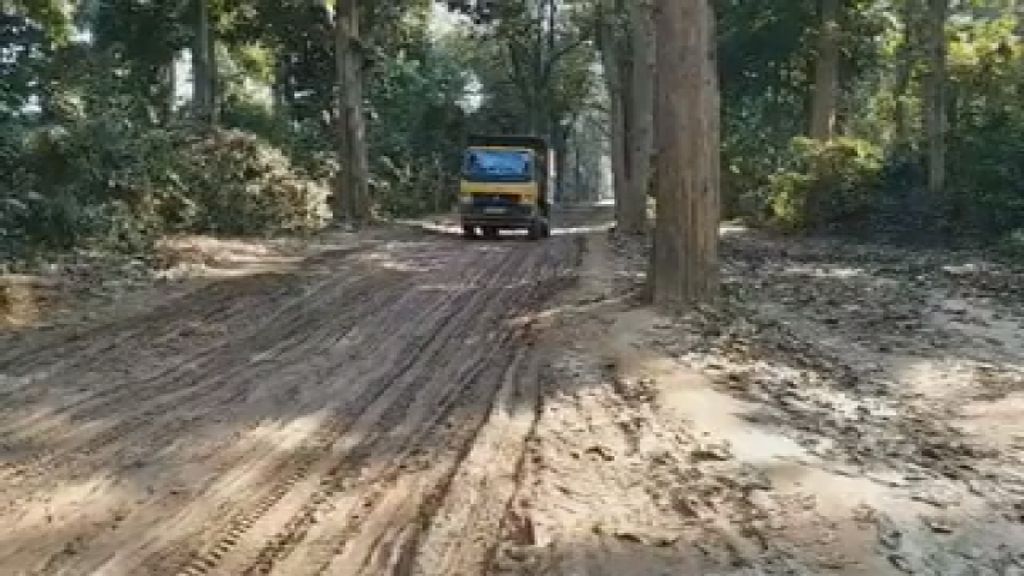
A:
[3,209,1024,576]
[0,214,590,576]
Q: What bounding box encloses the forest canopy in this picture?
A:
[2,0,1024,264]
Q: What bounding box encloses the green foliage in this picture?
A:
[768,137,884,232]
[1,115,328,259]
[177,129,329,235]
[365,36,468,217]
[0,12,50,119]
[943,15,1024,239]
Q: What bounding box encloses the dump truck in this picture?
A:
[458,134,553,240]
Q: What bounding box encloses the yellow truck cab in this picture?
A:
[459,135,552,240]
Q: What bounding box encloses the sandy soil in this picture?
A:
[496,227,1024,575]
[2,209,1023,575]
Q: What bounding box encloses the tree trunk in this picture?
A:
[272,57,288,116]
[164,58,177,123]
[810,0,840,140]
[598,3,629,223]
[620,0,655,234]
[209,33,220,125]
[651,0,720,308]
[574,129,584,202]
[893,0,915,147]
[333,0,371,223]
[554,122,568,203]
[925,0,947,197]
[192,0,215,125]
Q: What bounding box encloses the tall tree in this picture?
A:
[192,0,217,125]
[652,0,720,307]
[597,0,629,222]
[622,0,654,233]
[924,0,947,196]
[598,0,652,234]
[334,0,371,222]
[893,0,916,147]
[810,0,840,140]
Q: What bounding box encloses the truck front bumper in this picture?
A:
[460,203,539,229]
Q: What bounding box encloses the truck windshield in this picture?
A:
[463,149,533,182]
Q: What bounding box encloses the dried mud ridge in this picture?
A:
[0,227,584,576]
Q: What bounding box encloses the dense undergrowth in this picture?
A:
[0,120,330,264]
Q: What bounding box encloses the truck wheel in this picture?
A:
[482,226,499,240]
[527,219,543,241]
[462,225,477,239]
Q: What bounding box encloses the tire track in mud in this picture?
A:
[50,241,530,576]
[0,245,372,376]
[409,347,544,576]
[154,241,575,576]
[158,247,540,576]
[0,245,378,422]
[8,241,493,575]
[238,244,574,576]
[1,266,355,413]
[0,274,295,381]
[0,269,398,486]
[0,241,476,491]
[0,269,342,428]
[0,229,584,576]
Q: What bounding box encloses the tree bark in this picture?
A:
[893,0,915,147]
[620,0,655,234]
[598,2,629,223]
[164,58,177,123]
[925,0,947,196]
[333,0,371,223]
[652,0,720,308]
[192,0,215,125]
[810,0,840,140]
[272,57,288,116]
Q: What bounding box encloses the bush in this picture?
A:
[767,137,884,232]
[177,129,330,235]
[947,115,1024,239]
[1,118,331,262]
[0,123,36,258]
[372,154,454,218]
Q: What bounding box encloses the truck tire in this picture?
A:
[462,225,477,239]
[527,219,543,241]
[482,226,499,240]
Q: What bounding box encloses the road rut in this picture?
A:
[0,228,582,576]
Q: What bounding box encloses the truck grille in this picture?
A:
[473,193,520,205]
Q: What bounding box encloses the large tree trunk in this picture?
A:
[924,0,947,196]
[598,4,629,223]
[333,0,371,223]
[810,0,840,140]
[192,0,215,125]
[620,0,655,234]
[651,0,720,308]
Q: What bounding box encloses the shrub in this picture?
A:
[9,118,185,251]
[767,137,884,232]
[947,114,1024,239]
[177,129,330,235]
[2,118,331,263]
